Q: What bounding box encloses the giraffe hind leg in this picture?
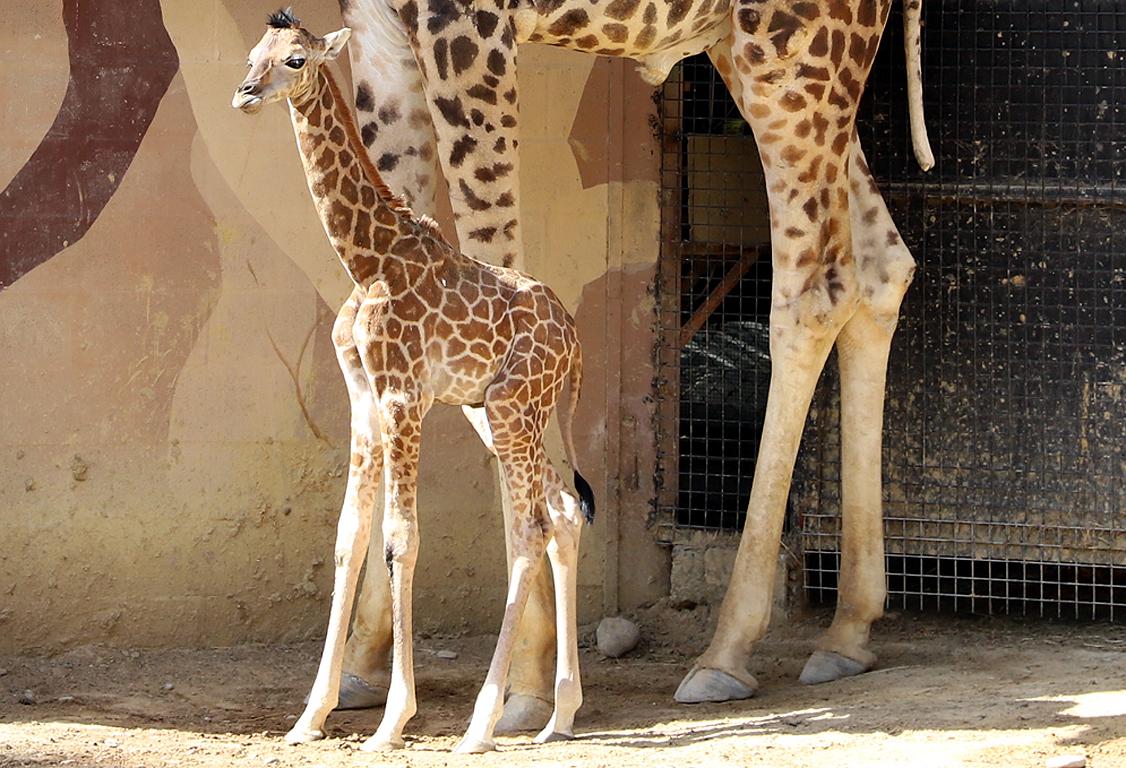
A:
[533,460,584,742]
[679,13,869,701]
[800,141,915,685]
[457,380,551,753]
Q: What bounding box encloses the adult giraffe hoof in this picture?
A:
[335,673,388,710]
[533,727,574,744]
[284,724,325,745]
[799,650,871,685]
[674,667,757,704]
[453,736,496,754]
[494,693,552,734]
[359,733,404,751]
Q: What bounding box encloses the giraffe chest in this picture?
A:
[519,0,731,84]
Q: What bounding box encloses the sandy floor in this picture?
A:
[2,609,1125,767]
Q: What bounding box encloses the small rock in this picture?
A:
[435,650,458,660]
[162,682,175,691]
[18,689,35,705]
[57,695,76,704]
[104,738,120,748]
[0,667,8,676]
[284,714,297,721]
[264,758,280,765]
[596,616,641,658]
[1046,756,1086,768]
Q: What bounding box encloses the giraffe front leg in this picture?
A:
[361,388,431,752]
[800,143,916,685]
[340,0,442,215]
[406,9,526,270]
[287,291,384,742]
[335,5,443,709]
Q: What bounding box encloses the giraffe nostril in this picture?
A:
[239,82,258,95]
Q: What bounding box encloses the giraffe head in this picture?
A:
[232,8,350,114]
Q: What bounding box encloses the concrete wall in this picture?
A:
[0,0,665,652]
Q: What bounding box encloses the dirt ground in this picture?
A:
[2,607,1125,768]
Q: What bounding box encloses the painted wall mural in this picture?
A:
[0,0,662,652]
[0,0,177,288]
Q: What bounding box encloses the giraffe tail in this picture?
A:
[903,0,935,171]
[559,346,595,525]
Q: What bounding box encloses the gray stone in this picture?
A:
[18,689,35,705]
[435,649,458,660]
[596,616,641,658]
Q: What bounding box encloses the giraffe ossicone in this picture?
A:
[234,9,596,751]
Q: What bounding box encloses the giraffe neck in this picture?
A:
[288,66,418,287]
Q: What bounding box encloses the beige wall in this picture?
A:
[0,0,665,651]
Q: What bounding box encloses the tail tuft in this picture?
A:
[573,470,595,525]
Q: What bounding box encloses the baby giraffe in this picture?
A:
[233,10,594,753]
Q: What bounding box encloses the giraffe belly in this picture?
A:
[522,0,731,85]
[428,357,503,407]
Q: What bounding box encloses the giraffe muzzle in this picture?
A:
[232,82,264,113]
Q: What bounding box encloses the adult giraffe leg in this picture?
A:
[404,9,527,270]
[404,10,558,729]
[339,6,554,722]
[286,289,385,740]
[801,143,915,684]
[678,23,870,703]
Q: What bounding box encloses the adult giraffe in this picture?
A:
[329,0,934,724]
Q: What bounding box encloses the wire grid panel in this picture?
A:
[801,0,1126,619]
[655,56,778,532]
[656,2,1125,619]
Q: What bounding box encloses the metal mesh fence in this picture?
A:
[655,1,1125,619]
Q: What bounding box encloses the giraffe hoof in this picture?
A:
[799,650,872,685]
[334,673,388,710]
[359,734,405,752]
[533,728,574,744]
[674,667,757,704]
[284,725,325,745]
[494,693,552,734]
[454,736,496,754]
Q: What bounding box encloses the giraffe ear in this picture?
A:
[321,27,352,60]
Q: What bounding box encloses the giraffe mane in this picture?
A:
[319,67,415,217]
[267,7,301,29]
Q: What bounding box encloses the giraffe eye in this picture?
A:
[285,57,306,69]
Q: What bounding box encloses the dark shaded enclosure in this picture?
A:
[657,1,1125,619]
